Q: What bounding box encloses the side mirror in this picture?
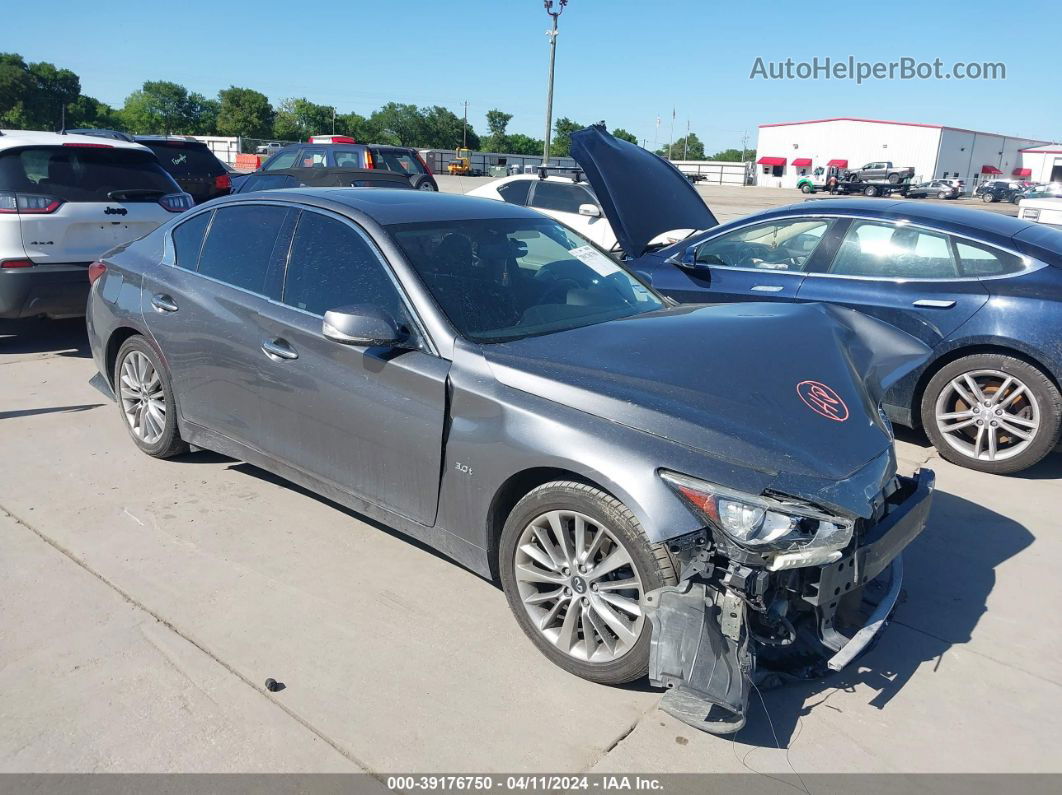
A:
[322,305,402,347]
[669,243,709,271]
[578,203,601,218]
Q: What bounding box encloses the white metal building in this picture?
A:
[1016,145,1062,184]
[753,117,1049,189]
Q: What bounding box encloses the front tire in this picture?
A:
[982,192,996,203]
[920,354,1061,474]
[114,336,187,459]
[499,481,676,684]
[864,185,880,197]
[800,183,813,194]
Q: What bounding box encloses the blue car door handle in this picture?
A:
[751,284,785,292]
[912,299,957,308]
[151,293,179,313]
[261,338,298,361]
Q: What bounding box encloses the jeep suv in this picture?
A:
[0,130,191,320]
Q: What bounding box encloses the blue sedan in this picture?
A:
[636,201,1062,474]
[571,126,1062,474]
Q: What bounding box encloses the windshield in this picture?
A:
[387,217,664,343]
[0,146,179,202]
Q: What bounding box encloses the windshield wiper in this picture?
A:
[107,189,166,200]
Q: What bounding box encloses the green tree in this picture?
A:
[421,104,479,149]
[120,81,203,134]
[0,54,80,130]
[506,133,544,156]
[65,95,122,130]
[273,97,334,141]
[368,102,424,146]
[707,147,751,162]
[611,127,637,144]
[657,132,705,160]
[549,117,581,157]
[216,87,274,139]
[483,108,513,152]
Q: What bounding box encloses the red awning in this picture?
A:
[1013,168,1032,177]
[791,158,812,167]
[826,159,848,168]
[757,156,787,166]
[981,165,1003,175]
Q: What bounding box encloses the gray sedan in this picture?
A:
[86,188,934,735]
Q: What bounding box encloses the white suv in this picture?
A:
[1,129,192,321]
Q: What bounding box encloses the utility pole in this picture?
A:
[654,116,660,152]
[542,0,569,166]
[683,118,689,160]
[668,107,675,160]
[331,107,336,135]
[462,100,468,148]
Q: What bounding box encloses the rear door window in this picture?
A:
[954,239,1025,276]
[0,146,179,203]
[830,221,959,278]
[196,204,295,297]
[172,211,212,270]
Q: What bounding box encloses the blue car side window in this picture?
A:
[695,219,831,272]
[830,221,959,279]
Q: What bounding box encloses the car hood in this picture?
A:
[482,302,929,486]
[570,124,718,258]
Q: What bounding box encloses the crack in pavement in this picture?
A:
[0,501,383,779]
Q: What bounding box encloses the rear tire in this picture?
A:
[888,173,901,184]
[920,353,1061,474]
[863,185,880,197]
[982,192,996,203]
[499,481,676,685]
[114,336,187,459]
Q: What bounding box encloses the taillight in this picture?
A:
[88,261,107,284]
[159,193,194,213]
[415,152,432,175]
[0,259,34,269]
[364,151,375,169]
[0,192,63,214]
[215,173,232,190]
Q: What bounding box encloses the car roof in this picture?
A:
[135,136,210,148]
[747,197,1037,243]
[0,129,152,153]
[215,187,543,224]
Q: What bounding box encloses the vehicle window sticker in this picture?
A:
[568,245,617,277]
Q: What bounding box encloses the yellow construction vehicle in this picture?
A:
[448,148,473,175]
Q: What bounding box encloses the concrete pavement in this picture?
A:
[1,316,1060,774]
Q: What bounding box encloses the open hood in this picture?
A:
[570,124,718,258]
[483,302,929,510]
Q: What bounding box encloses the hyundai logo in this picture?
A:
[104,207,128,216]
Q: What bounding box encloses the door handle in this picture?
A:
[912,299,956,308]
[151,293,179,313]
[261,338,298,361]
[751,284,785,292]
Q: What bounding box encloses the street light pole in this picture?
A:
[463,100,468,149]
[542,0,568,166]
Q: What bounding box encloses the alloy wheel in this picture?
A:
[934,369,1040,462]
[513,509,645,664]
[119,350,167,444]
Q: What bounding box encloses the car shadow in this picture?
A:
[169,449,474,577]
[0,318,91,358]
[731,487,1033,748]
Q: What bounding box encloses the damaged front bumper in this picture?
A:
[645,468,935,735]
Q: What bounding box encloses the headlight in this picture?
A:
[660,470,854,569]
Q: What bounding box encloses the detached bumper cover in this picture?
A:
[645,468,935,735]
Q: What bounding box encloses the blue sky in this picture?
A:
[5,0,1059,151]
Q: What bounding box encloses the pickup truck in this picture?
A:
[848,161,915,184]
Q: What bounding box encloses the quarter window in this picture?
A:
[830,221,958,278]
[954,239,1025,276]
[282,213,409,325]
[171,211,212,270]
[196,205,294,295]
[694,219,832,272]
[497,179,532,206]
